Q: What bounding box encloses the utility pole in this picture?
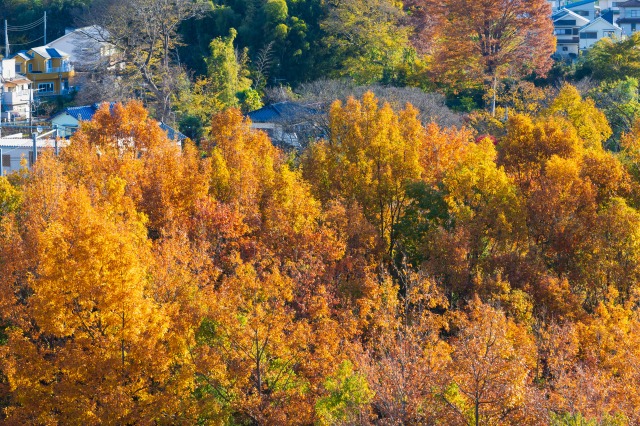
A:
[29,88,33,129]
[4,20,8,58]
[43,12,47,45]
[54,126,59,156]
[32,132,37,165]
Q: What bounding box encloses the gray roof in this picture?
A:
[247,102,320,123]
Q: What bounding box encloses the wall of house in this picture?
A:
[568,5,596,21]
[619,6,640,34]
[51,114,80,137]
[579,21,622,49]
[48,34,105,70]
[0,139,62,174]
[14,51,74,95]
[554,13,590,58]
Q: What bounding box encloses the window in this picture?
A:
[580,32,598,39]
[631,10,640,17]
[2,155,10,168]
[577,10,589,16]
[28,63,32,72]
[555,19,577,26]
[554,28,573,35]
[633,23,637,32]
[562,46,569,51]
[603,30,615,37]
[14,63,21,73]
[45,59,51,71]
[38,82,54,93]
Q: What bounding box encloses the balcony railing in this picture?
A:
[43,65,74,74]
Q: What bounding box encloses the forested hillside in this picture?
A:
[4,0,640,425]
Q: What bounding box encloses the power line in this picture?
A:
[4,12,47,57]
[10,35,45,47]
[7,17,45,31]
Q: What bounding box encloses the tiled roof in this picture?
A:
[580,16,622,30]
[553,9,591,23]
[247,102,320,123]
[618,0,640,6]
[159,122,187,141]
[63,102,114,121]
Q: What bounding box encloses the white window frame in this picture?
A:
[38,82,54,93]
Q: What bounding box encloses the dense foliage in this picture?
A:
[7,1,640,424]
[1,92,640,424]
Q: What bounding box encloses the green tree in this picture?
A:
[206,29,260,111]
[588,78,640,150]
[584,33,640,81]
[321,0,412,84]
[316,360,374,426]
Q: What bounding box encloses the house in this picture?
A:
[579,17,623,50]
[0,135,65,174]
[599,0,620,10]
[564,0,598,21]
[246,102,322,148]
[0,58,32,122]
[11,46,74,96]
[50,103,187,144]
[553,9,591,57]
[47,26,117,72]
[617,0,640,34]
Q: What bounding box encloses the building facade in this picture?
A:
[11,46,74,96]
[617,0,640,34]
[0,58,32,122]
[579,17,623,50]
[553,9,591,57]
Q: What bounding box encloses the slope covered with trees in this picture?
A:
[1,92,640,424]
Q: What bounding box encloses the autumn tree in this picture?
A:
[420,0,555,113]
[443,298,539,425]
[356,269,453,424]
[302,92,424,255]
[546,84,612,149]
[0,158,196,423]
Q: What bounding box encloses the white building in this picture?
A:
[0,136,65,174]
[564,0,598,21]
[47,26,117,72]
[0,59,32,122]
[617,0,640,34]
[553,9,591,57]
[579,17,623,50]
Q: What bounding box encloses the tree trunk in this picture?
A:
[491,74,497,117]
